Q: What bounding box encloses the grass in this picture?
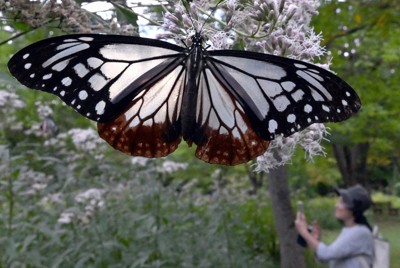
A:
[306,216,400,267]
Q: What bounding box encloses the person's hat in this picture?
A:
[335,184,372,213]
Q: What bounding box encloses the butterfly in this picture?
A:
[8,33,361,165]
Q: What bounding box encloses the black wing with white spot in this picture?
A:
[8,34,185,122]
[205,50,361,140]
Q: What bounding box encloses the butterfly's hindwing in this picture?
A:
[190,66,270,165]
[8,34,185,122]
[97,64,186,157]
[207,50,361,139]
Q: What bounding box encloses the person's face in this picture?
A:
[335,197,354,221]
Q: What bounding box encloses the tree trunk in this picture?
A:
[332,142,369,187]
[268,165,306,268]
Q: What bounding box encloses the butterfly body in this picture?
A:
[181,35,204,143]
[8,34,360,165]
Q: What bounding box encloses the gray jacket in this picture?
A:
[316,225,374,268]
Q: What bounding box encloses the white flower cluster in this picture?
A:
[35,101,53,119]
[0,90,25,112]
[0,90,25,130]
[256,124,329,172]
[160,0,323,60]
[75,188,105,208]
[39,193,64,208]
[131,156,150,166]
[159,0,329,171]
[19,169,54,196]
[58,188,105,225]
[67,128,103,152]
[157,160,189,174]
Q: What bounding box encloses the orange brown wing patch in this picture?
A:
[194,109,270,165]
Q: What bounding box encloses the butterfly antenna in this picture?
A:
[199,0,225,33]
[181,0,196,33]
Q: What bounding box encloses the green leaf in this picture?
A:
[111,3,139,28]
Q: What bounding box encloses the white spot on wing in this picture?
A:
[73,63,90,78]
[108,59,165,101]
[322,105,330,112]
[154,105,167,124]
[342,100,348,106]
[273,95,290,112]
[52,59,70,72]
[294,63,307,69]
[42,73,52,80]
[88,73,108,91]
[87,57,103,69]
[258,80,282,97]
[99,44,178,61]
[287,114,296,123]
[304,104,312,113]
[23,53,30,59]
[79,37,94,41]
[30,73,35,78]
[305,70,324,82]
[232,127,241,139]
[24,63,32,70]
[42,43,90,68]
[125,99,143,120]
[222,65,269,119]
[219,127,229,135]
[100,62,129,80]
[291,89,304,102]
[208,110,219,129]
[281,81,296,92]
[214,56,286,79]
[79,90,88,100]
[138,69,181,120]
[268,119,278,133]
[62,77,72,87]
[310,86,324,101]
[56,42,79,51]
[297,70,332,100]
[346,91,351,97]
[95,100,106,115]
[207,69,236,129]
[129,116,140,128]
[235,110,248,133]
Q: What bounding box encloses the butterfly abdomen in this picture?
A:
[181,44,203,144]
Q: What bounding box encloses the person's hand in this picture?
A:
[311,220,321,241]
[295,212,309,236]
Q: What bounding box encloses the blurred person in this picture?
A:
[295,184,374,268]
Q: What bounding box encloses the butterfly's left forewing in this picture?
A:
[8,34,185,122]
